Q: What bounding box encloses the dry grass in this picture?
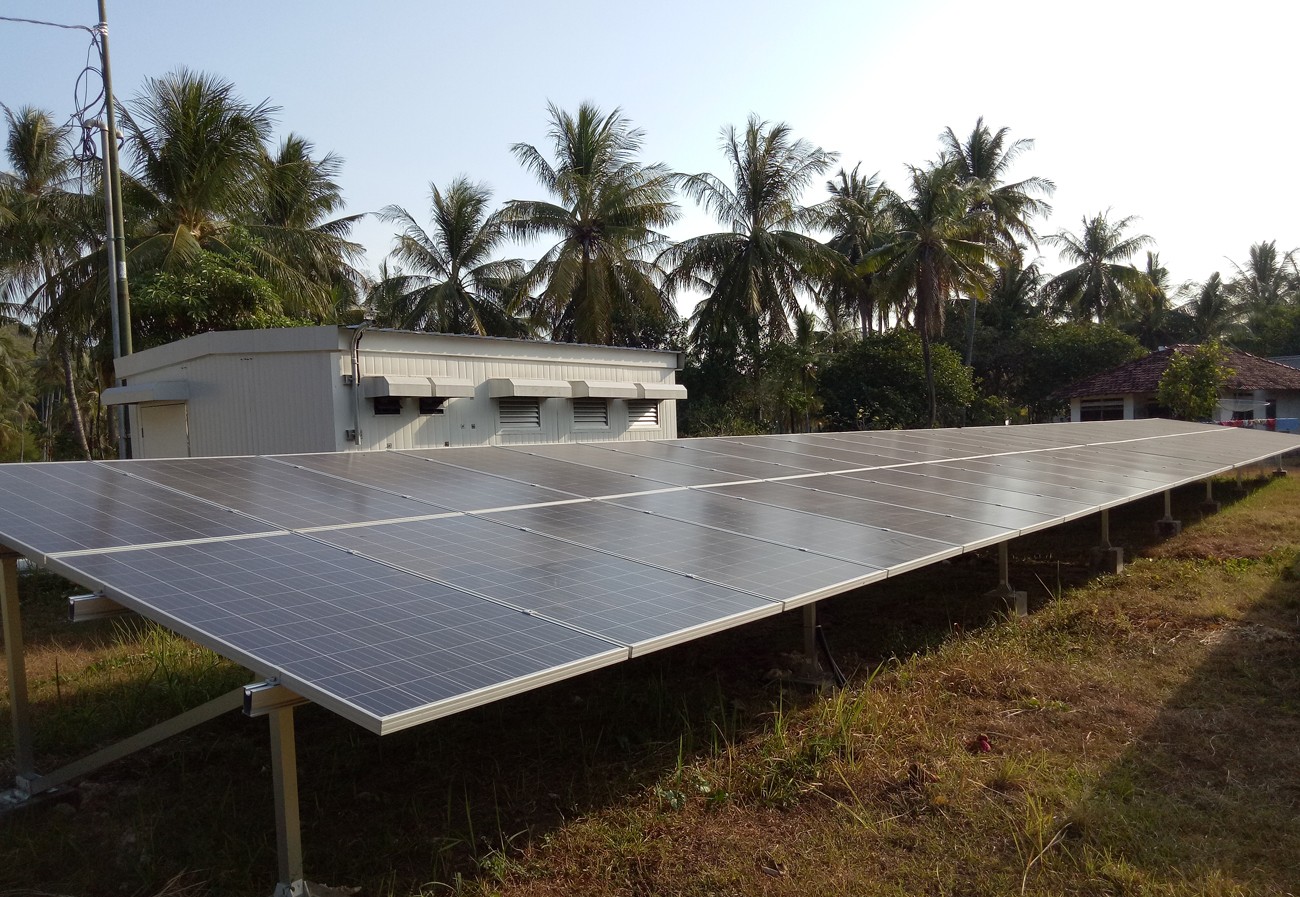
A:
[2,469,1299,896]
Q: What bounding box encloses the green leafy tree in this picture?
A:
[1042,212,1153,323]
[1227,240,1297,310]
[819,164,895,337]
[1157,342,1233,421]
[0,106,97,458]
[817,328,974,430]
[1123,252,1191,349]
[664,116,838,362]
[504,102,678,345]
[1020,320,1145,421]
[873,160,995,426]
[118,70,360,326]
[370,177,524,335]
[1182,272,1240,343]
[939,118,1053,364]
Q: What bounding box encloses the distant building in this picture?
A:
[102,326,686,458]
[1055,345,1300,424]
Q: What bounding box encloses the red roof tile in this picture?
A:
[1055,345,1300,399]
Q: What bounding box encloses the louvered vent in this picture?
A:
[573,398,609,428]
[498,397,541,428]
[627,399,659,428]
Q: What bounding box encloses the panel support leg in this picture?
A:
[269,706,305,897]
[1156,489,1182,537]
[1090,509,1124,574]
[985,541,1027,616]
[785,601,825,683]
[1200,479,1220,514]
[1273,455,1287,477]
[1,552,35,791]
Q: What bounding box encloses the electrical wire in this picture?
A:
[0,15,95,33]
[815,625,848,687]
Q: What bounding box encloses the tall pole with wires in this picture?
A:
[97,0,131,358]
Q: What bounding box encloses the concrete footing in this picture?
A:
[1155,518,1182,537]
[1199,500,1221,515]
[1089,545,1125,575]
[984,584,1028,617]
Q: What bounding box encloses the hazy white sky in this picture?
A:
[2,1,1295,309]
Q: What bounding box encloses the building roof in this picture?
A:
[1056,345,1300,399]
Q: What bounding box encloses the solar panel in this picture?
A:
[115,457,436,529]
[511,443,737,487]
[279,450,577,511]
[609,488,963,573]
[50,534,624,734]
[0,461,277,561]
[490,500,886,603]
[786,475,1058,533]
[704,481,1015,550]
[840,467,1098,518]
[311,515,783,654]
[405,447,681,497]
[598,440,798,480]
[1,418,1296,750]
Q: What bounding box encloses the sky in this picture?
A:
[1,0,1296,313]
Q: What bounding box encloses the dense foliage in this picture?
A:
[4,67,1300,458]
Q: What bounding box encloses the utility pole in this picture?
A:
[97,0,131,358]
[97,0,133,458]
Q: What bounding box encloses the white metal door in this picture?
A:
[137,403,190,458]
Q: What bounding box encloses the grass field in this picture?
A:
[2,466,1298,896]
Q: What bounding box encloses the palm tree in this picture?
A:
[369,177,524,335]
[0,106,97,458]
[249,134,366,309]
[1182,272,1239,343]
[873,161,995,425]
[1227,240,1298,310]
[939,118,1053,364]
[118,70,360,326]
[663,115,838,361]
[503,103,677,346]
[1124,252,1191,349]
[819,164,895,337]
[1042,212,1153,323]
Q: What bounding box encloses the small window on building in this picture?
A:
[1079,398,1124,422]
[572,398,609,429]
[373,396,403,415]
[418,397,446,415]
[628,399,660,428]
[498,397,541,428]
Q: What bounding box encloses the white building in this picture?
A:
[102,326,687,458]
[1056,344,1300,427]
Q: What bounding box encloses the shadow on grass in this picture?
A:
[0,474,1281,895]
[1053,522,1300,891]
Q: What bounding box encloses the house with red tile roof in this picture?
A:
[1054,345,1300,423]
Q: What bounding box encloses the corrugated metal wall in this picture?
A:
[355,350,679,450]
[120,329,682,457]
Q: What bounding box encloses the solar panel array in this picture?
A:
[0,420,1295,734]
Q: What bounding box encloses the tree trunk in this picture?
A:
[60,344,93,460]
[919,254,939,428]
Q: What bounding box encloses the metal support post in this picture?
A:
[1273,455,1287,477]
[269,706,305,895]
[984,541,1027,616]
[1091,509,1124,574]
[802,603,817,663]
[1201,478,1220,514]
[1,552,34,786]
[1156,489,1182,537]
